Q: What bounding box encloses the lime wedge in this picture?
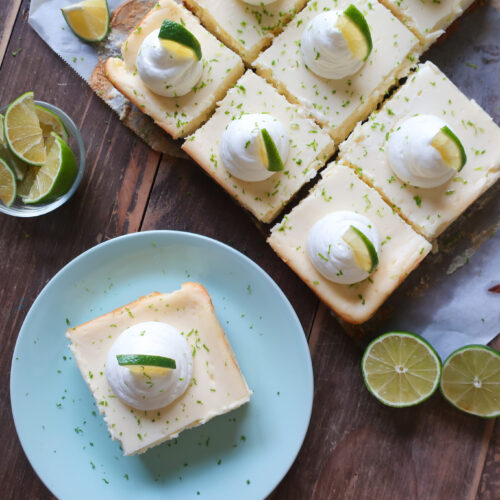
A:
[430,125,467,172]
[362,332,441,407]
[117,354,177,377]
[338,4,373,62]
[441,345,500,418]
[4,92,46,166]
[35,105,69,142]
[259,128,284,172]
[0,113,27,180]
[16,166,38,198]
[158,20,202,61]
[61,0,110,43]
[22,132,77,204]
[342,225,379,273]
[0,158,17,207]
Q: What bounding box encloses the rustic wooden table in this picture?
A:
[1,1,499,499]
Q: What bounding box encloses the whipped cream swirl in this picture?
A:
[307,211,380,284]
[387,115,457,188]
[136,29,203,97]
[301,11,363,80]
[105,321,193,410]
[220,113,289,182]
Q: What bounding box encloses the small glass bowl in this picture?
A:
[0,100,85,217]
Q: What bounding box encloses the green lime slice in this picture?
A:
[117,354,177,376]
[0,113,27,180]
[158,20,202,61]
[362,331,441,407]
[338,4,373,62]
[440,345,500,418]
[430,125,467,172]
[260,128,284,172]
[22,132,77,204]
[342,225,379,273]
[0,158,17,207]
[61,0,110,43]
[35,105,69,143]
[4,92,46,166]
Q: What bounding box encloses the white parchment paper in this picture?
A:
[28,1,500,360]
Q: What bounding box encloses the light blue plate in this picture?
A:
[10,231,313,500]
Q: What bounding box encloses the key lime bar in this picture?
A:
[184,0,308,64]
[379,0,475,47]
[268,163,431,324]
[182,70,334,223]
[105,0,244,139]
[254,0,421,144]
[66,283,252,456]
[339,61,500,240]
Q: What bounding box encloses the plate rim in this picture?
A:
[10,229,314,498]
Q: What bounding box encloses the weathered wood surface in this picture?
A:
[0,1,499,499]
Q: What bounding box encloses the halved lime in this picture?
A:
[362,332,441,407]
[431,125,467,172]
[158,20,202,61]
[0,158,17,207]
[441,345,500,418]
[342,225,379,273]
[117,354,176,377]
[0,113,27,180]
[4,92,46,166]
[61,0,110,43]
[259,128,284,172]
[22,132,77,204]
[338,4,373,62]
[35,105,69,142]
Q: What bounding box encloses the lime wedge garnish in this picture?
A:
[342,225,379,273]
[430,125,467,172]
[158,20,202,61]
[117,354,177,377]
[338,4,373,62]
[22,132,77,204]
[0,113,27,180]
[35,105,69,143]
[0,158,17,207]
[260,128,284,172]
[362,332,441,407]
[440,345,500,418]
[4,92,46,167]
[61,0,110,43]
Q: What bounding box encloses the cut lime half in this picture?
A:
[431,125,467,172]
[362,331,441,407]
[158,20,202,60]
[35,105,69,142]
[117,354,177,377]
[441,345,500,418]
[61,0,110,42]
[342,225,378,273]
[0,158,17,207]
[338,4,373,62]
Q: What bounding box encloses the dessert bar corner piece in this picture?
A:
[66,283,252,456]
[268,163,431,324]
[338,61,500,240]
[105,0,244,139]
[253,0,421,144]
[182,70,335,223]
[184,0,308,64]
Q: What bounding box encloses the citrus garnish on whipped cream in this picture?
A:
[136,20,203,97]
[387,114,467,188]
[105,321,193,410]
[220,113,289,182]
[301,5,372,80]
[307,211,380,284]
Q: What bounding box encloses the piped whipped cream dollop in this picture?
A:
[105,321,193,410]
[307,211,380,284]
[387,114,456,188]
[136,29,203,97]
[301,11,363,80]
[220,113,289,182]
